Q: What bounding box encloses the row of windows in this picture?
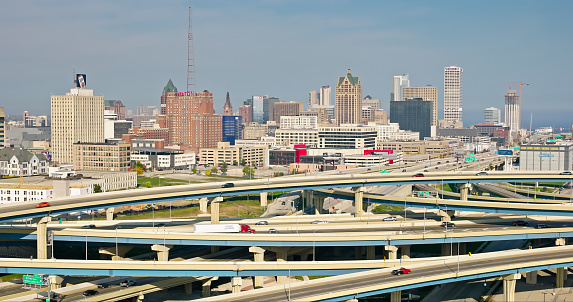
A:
[0,190,45,196]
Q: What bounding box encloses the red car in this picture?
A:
[35,202,50,208]
[392,267,411,275]
[412,173,424,177]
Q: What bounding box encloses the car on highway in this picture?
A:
[35,202,50,208]
[310,220,328,224]
[402,169,407,172]
[476,171,488,176]
[83,290,98,296]
[391,267,411,275]
[367,168,372,171]
[423,169,429,172]
[441,222,455,228]
[120,280,137,287]
[535,224,550,229]
[268,228,279,233]
[97,283,109,288]
[412,173,424,177]
[255,221,268,225]
[81,224,96,229]
[221,183,234,188]
[560,171,572,175]
[382,216,397,221]
[446,160,450,163]
[437,162,441,164]
[512,220,529,226]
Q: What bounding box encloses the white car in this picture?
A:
[310,220,328,224]
[382,216,397,221]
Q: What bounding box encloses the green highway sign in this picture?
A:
[23,274,43,285]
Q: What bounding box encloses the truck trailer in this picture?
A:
[193,224,255,233]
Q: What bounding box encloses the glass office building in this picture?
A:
[390,98,433,140]
[222,116,242,145]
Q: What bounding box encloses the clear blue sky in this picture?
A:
[1,1,572,129]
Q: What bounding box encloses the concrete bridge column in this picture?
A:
[441,242,466,256]
[98,246,134,260]
[390,290,401,302]
[438,210,456,222]
[199,198,209,213]
[556,237,568,288]
[270,247,290,284]
[503,273,521,302]
[355,246,363,260]
[249,246,265,288]
[302,190,311,212]
[47,275,63,290]
[400,245,411,259]
[184,282,193,294]
[460,183,472,201]
[260,192,267,207]
[352,186,365,217]
[106,208,115,221]
[151,244,174,261]
[34,216,51,259]
[366,246,376,260]
[385,245,398,260]
[201,277,218,297]
[208,196,223,224]
[333,246,341,258]
[131,293,145,302]
[231,276,242,293]
[526,271,538,284]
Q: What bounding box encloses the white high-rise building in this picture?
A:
[484,107,501,124]
[51,88,104,164]
[504,90,520,132]
[309,91,320,107]
[391,74,410,101]
[444,66,463,121]
[320,85,331,106]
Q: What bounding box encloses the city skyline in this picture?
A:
[1,1,572,128]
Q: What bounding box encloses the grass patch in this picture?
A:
[372,204,404,212]
[1,274,23,282]
[308,275,332,280]
[137,176,192,187]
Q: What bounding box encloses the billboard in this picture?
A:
[498,150,513,156]
[75,74,87,88]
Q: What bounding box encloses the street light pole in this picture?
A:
[115,226,121,260]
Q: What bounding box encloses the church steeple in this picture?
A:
[223,91,233,115]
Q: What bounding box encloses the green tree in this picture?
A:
[93,184,102,193]
[233,160,238,166]
[210,167,218,174]
[242,166,254,177]
[144,181,152,188]
[191,167,197,174]
[240,158,247,166]
[133,161,146,176]
[205,170,211,176]
[220,162,228,174]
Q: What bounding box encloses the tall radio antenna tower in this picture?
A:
[187,0,196,93]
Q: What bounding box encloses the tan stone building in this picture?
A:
[403,86,438,127]
[273,102,303,122]
[73,142,131,172]
[301,107,328,124]
[335,69,362,125]
[377,139,459,158]
[51,88,104,164]
[243,122,268,140]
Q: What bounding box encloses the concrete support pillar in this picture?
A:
[502,273,521,302]
[98,246,134,260]
[184,282,193,294]
[460,183,472,201]
[249,246,265,288]
[355,246,363,260]
[390,290,401,302]
[260,192,268,207]
[315,196,325,215]
[211,246,220,254]
[208,196,223,224]
[352,186,365,217]
[556,237,567,246]
[526,271,538,284]
[441,242,466,256]
[557,267,566,288]
[400,245,411,259]
[366,246,375,260]
[271,247,290,284]
[134,293,144,302]
[106,208,115,221]
[231,276,242,293]
[385,245,398,260]
[199,198,209,213]
[47,275,63,290]
[202,278,218,298]
[333,246,341,258]
[151,244,174,261]
[34,216,51,259]
[438,210,456,222]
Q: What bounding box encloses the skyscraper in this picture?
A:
[223,91,233,116]
[504,90,520,131]
[335,69,362,125]
[403,86,438,127]
[390,98,433,140]
[160,79,178,115]
[51,87,104,164]
[320,85,331,106]
[390,74,410,102]
[484,107,501,124]
[273,102,303,122]
[444,66,463,122]
[250,95,280,124]
[309,91,320,107]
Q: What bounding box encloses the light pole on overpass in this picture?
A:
[115,226,121,260]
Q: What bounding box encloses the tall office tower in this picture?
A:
[0,107,5,147]
[390,98,433,140]
[223,91,233,115]
[390,74,410,101]
[504,90,520,132]
[320,85,331,106]
[164,90,221,152]
[160,79,178,115]
[238,105,252,124]
[484,107,501,124]
[444,66,463,122]
[273,101,303,122]
[51,87,104,164]
[23,111,29,123]
[309,91,320,107]
[222,116,242,145]
[403,86,438,127]
[250,95,280,124]
[335,69,362,125]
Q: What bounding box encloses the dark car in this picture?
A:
[476,171,488,176]
[512,220,529,226]
[402,169,407,172]
[560,171,572,175]
[81,224,96,229]
[412,173,424,177]
[120,280,137,287]
[83,290,98,296]
[535,224,550,229]
[392,267,411,275]
[255,221,268,225]
[97,283,109,288]
[441,222,455,228]
[221,183,234,188]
